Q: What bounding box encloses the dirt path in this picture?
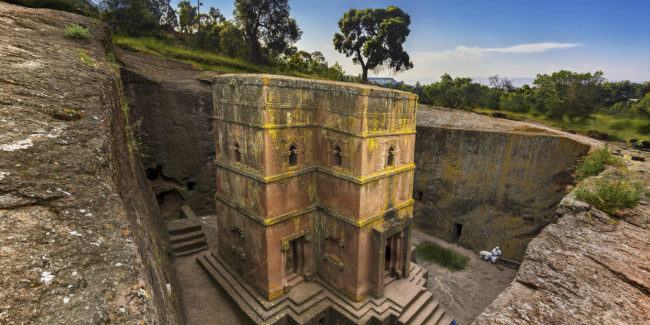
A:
[412,230,517,325]
[174,254,252,325]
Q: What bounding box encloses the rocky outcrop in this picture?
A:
[0,3,178,323]
[118,50,216,217]
[413,106,591,260]
[474,170,649,324]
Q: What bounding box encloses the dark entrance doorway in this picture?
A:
[453,223,463,242]
[384,232,404,279]
[285,236,305,281]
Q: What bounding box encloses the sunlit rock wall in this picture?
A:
[413,125,589,260]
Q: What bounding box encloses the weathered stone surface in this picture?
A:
[119,49,216,217]
[413,105,591,260]
[0,3,178,323]
[212,74,418,304]
[474,168,650,324]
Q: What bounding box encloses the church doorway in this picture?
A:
[384,232,404,279]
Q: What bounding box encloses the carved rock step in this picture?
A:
[408,299,439,325]
[166,218,202,235]
[437,314,455,325]
[426,305,445,325]
[171,236,206,252]
[167,218,207,256]
[169,230,204,244]
[199,250,455,325]
[397,290,432,324]
[174,245,208,257]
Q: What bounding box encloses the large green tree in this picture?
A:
[233,0,302,63]
[534,70,605,121]
[101,0,159,35]
[333,6,413,83]
[177,0,197,34]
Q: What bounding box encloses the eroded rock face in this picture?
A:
[119,50,216,217]
[474,190,650,324]
[414,106,591,260]
[0,3,177,323]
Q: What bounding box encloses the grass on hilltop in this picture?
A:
[113,35,319,78]
[472,107,650,142]
[574,146,623,181]
[575,177,642,215]
[415,241,469,271]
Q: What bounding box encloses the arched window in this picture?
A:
[289,145,297,166]
[387,146,395,167]
[234,142,241,162]
[334,146,343,166]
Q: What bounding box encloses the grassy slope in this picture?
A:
[113,35,317,78]
[472,107,649,142]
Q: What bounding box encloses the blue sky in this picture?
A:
[179,0,649,84]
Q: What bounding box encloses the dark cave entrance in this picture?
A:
[453,223,463,242]
[157,189,183,220]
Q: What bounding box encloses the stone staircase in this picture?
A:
[197,250,456,325]
[397,290,455,325]
[167,206,207,256]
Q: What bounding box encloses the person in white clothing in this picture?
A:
[479,246,501,263]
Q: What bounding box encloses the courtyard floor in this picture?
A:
[411,230,517,325]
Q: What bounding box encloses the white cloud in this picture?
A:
[415,42,582,60]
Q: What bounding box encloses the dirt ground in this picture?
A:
[173,216,250,325]
[174,255,251,325]
[412,230,517,325]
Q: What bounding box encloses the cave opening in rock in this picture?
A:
[157,189,182,220]
[186,181,195,191]
[146,165,163,180]
[454,223,463,242]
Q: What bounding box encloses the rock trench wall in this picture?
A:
[0,3,178,323]
[413,126,590,260]
[119,54,215,218]
[107,67,181,323]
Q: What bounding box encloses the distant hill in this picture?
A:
[368,77,403,85]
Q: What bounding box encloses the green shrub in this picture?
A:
[106,52,116,64]
[609,120,632,130]
[575,177,642,215]
[65,23,92,40]
[636,122,650,135]
[575,146,622,181]
[415,241,469,271]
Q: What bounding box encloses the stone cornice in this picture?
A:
[212,116,417,138]
[215,191,414,228]
[214,159,416,185]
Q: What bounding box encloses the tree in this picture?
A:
[177,0,197,34]
[219,21,248,58]
[333,6,413,83]
[101,0,159,35]
[234,0,302,63]
[150,0,177,31]
[533,70,605,121]
[489,75,514,92]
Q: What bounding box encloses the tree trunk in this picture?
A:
[356,51,368,83]
[250,39,262,64]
